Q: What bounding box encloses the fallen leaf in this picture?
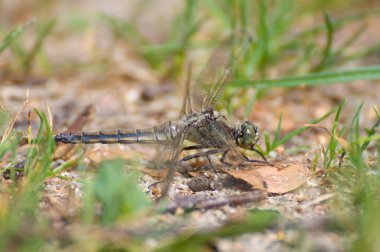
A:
[225,160,312,194]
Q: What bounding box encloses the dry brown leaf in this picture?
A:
[225,161,312,194]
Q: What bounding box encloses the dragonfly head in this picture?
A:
[238,121,260,149]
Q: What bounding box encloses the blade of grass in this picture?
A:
[343,41,380,63]
[101,14,148,46]
[311,12,334,72]
[24,109,54,175]
[0,21,32,54]
[269,0,294,43]
[272,112,283,146]
[243,86,261,119]
[266,106,337,153]
[349,102,364,144]
[23,19,56,73]
[164,0,201,78]
[256,0,269,77]
[333,23,366,62]
[229,65,380,88]
[360,106,380,151]
[324,100,346,169]
[239,0,248,35]
[90,159,151,225]
[47,149,84,178]
[280,8,380,51]
[0,109,54,251]
[348,103,365,170]
[264,132,271,154]
[203,0,231,28]
[0,111,18,163]
[155,210,278,252]
[1,90,29,144]
[357,134,380,145]
[321,99,379,252]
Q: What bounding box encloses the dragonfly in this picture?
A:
[54,51,268,197]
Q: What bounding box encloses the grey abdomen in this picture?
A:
[54,121,179,144]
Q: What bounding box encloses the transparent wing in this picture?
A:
[194,39,253,112]
[202,67,231,110]
[152,126,189,198]
[189,42,233,113]
[179,64,193,117]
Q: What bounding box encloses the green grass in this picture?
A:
[322,100,346,169]
[155,210,279,252]
[229,65,380,88]
[327,105,380,252]
[0,22,32,55]
[3,1,379,82]
[0,19,56,75]
[262,107,337,155]
[0,110,52,250]
[83,159,151,225]
[0,109,280,250]
[96,2,380,250]
[10,19,56,74]
[102,0,202,79]
[2,104,378,251]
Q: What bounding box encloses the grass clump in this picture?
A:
[0,110,53,250]
[316,103,380,251]
[0,109,153,250]
[83,159,151,225]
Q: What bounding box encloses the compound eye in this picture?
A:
[242,123,260,146]
[242,125,255,145]
[241,121,249,130]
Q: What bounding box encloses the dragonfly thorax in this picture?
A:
[235,121,260,150]
[180,109,220,127]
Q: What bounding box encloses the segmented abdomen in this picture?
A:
[54,121,180,144]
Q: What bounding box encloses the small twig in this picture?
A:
[301,193,335,209]
[165,190,266,213]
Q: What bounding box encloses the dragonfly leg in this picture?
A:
[243,149,274,166]
[220,149,271,166]
[220,150,233,166]
[181,145,208,151]
[180,149,223,175]
[205,150,221,176]
[179,145,213,174]
[252,147,268,162]
[242,154,268,164]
